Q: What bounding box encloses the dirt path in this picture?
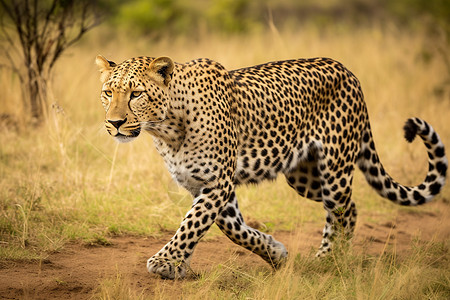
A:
[1,201,449,299]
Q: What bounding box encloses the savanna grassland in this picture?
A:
[1,22,450,299]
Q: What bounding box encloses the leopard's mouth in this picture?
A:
[111,127,141,143]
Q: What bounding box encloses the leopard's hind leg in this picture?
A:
[315,144,358,256]
[285,145,358,256]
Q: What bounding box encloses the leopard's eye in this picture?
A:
[131,91,142,98]
[103,90,112,97]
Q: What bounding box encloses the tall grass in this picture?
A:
[1,23,449,298]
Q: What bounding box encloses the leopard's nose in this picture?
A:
[108,117,127,129]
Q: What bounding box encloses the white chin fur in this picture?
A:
[114,135,138,143]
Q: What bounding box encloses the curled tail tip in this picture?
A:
[403,118,418,143]
[361,117,447,206]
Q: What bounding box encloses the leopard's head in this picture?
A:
[95,55,174,143]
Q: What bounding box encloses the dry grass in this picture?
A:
[1,24,449,298]
[91,237,449,299]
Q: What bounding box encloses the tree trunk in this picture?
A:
[27,70,47,124]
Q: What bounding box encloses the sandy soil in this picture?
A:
[1,201,449,299]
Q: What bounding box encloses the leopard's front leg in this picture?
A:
[147,186,232,279]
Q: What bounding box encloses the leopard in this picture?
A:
[95,55,447,279]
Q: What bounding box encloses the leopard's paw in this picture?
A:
[270,240,288,268]
[147,256,187,279]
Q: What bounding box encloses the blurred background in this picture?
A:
[0,0,449,126]
[104,0,450,36]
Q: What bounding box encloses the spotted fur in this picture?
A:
[96,55,448,279]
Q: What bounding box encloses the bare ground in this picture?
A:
[1,201,449,300]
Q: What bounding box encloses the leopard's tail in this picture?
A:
[357,118,447,205]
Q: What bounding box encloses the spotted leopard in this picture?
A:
[95,55,447,279]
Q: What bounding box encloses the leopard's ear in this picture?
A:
[95,55,116,82]
[148,57,174,87]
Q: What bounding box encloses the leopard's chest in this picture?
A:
[167,162,201,195]
[154,139,216,196]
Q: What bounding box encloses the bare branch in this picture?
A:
[0,0,14,20]
[41,0,57,38]
[38,0,58,68]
